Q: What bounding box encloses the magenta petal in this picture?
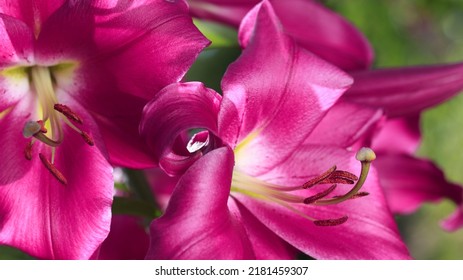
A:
[373,153,463,215]
[345,63,463,117]
[99,215,149,260]
[230,198,296,259]
[220,1,352,175]
[0,0,64,32]
[305,101,383,148]
[239,0,374,71]
[146,147,255,259]
[140,82,222,176]
[0,100,113,259]
[441,206,463,232]
[234,146,410,259]
[371,116,421,154]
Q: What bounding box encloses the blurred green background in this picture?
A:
[2,0,463,259]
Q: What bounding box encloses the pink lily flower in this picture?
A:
[188,0,373,71]
[0,0,208,259]
[237,1,463,231]
[140,2,410,259]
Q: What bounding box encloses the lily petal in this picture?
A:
[373,153,463,215]
[345,63,463,117]
[305,101,383,148]
[0,0,64,33]
[219,1,352,176]
[99,215,149,260]
[234,145,410,259]
[141,82,222,176]
[230,198,296,259]
[371,116,421,154]
[146,147,256,259]
[239,0,374,71]
[0,14,34,111]
[0,99,113,259]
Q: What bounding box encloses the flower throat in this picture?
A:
[22,65,94,185]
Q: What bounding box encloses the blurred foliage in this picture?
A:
[326,0,463,259]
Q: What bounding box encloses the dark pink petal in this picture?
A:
[140,82,222,176]
[373,153,463,215]
[371,116,421,154]
[0,0,64,32]
[146,147,256,259]
[145,168,178,211]
[0,99,113,259]
[234,146,410,259]
[230,198,296,259]
[188,0,258,27]
[219,1,352,176]
[345,63,463,117]
[441,206,463,232]
[239,0,374,71]
[305,101,383,148]
[99,215,149,260]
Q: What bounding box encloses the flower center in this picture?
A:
[230,147,376,226]
[21,65,94,185]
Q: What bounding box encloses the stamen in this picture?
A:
[39,153,67,185]
[302,165,337,189]
[314,216,348,226]
[303,184,337,204]
[314,147,376,206]
[54,104,83,124]
[81,131,94,146]
[36,120,48,133]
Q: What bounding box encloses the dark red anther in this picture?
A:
[313,216,348,226]
[302,166,337,189]
[319,177,355,185]
[81,131,94,146]
[54,104,83,124]
[303,184,337,204]
[39,153,67,185]
[24,141,33,160]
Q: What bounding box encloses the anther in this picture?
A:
[39,153,68,185]
[303,184,337,204]
[36,120,47,133]
[313,147,376,206]
[302,166,337,189]
[54,104,83,124]
[24,141,33,160]
[81,131,94,146]
[314,216,348,226]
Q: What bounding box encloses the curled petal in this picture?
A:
[140,82,222,176]
[345,63,463,117]
[146,147,256,259]
[219,1,352,176]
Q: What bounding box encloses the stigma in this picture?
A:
[21,66,94,185]
[231,148,376,226]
